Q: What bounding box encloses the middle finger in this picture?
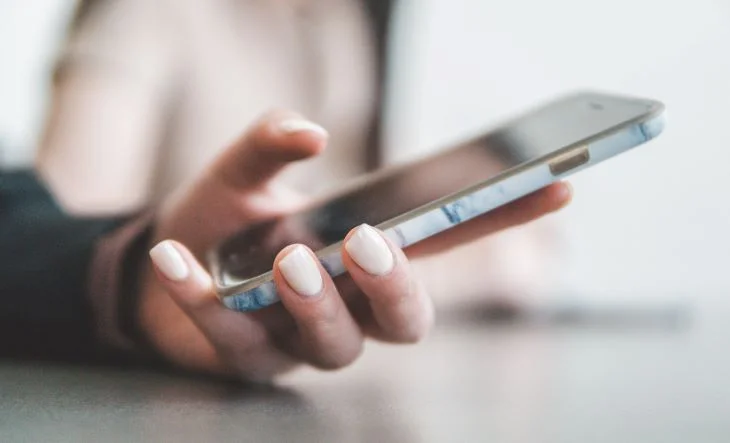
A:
[342,225,435,344]
[273,244,364,370]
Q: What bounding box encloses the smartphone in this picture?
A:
[209,91,665,312]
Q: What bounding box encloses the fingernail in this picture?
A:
[278,118,328,138]
[345,225,394,276]
[557,181,573,204]
[150,241,189,281]
[278,245,323,297]
[563,181,574,198]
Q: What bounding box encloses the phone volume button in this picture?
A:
[549,146,590,176]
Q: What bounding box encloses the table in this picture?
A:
[2,297,729,443]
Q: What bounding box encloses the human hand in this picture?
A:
[139,111,572,380]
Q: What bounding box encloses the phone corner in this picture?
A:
[640,112,666,141]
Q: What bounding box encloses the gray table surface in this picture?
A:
[2,297,729,443]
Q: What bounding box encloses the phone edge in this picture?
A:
[217,101,666,311]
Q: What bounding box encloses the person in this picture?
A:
[35,0,561,302]
[36,0,393,213]
[2,112,573,379]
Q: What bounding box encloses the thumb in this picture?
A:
[209,110,328,190]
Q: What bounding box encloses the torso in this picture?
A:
[152,0,378,201]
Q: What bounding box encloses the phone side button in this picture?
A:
[549,147,590,176]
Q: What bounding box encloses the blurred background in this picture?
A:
[3,1,730,440]
[386,0,730,308]
[1,0,729,308]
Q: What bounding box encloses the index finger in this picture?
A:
[209,110,329,190]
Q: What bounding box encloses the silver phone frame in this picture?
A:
[210,92,665,302]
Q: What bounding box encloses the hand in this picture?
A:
[139,111,572,380]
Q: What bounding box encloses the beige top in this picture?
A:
[37,0,377,213]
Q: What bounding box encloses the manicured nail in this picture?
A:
[278,119,328,138]
[563,181,574,199]
[278,245,323,297]
[150,241,189,281]
[556,181,573,206]
[345,225,394,276]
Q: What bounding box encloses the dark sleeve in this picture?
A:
[0,170,151,361]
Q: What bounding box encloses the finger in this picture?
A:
[342,225,435,343]
[149,240,296,379]
[273,244,364,370]
[210,110,329,190]
[408,181,572,257]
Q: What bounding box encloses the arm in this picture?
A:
[0,112,571,373]
[135,111,572,378]
[0,170,129,359]
[35,0,180,214]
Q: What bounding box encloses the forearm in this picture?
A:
[0,171,152,361]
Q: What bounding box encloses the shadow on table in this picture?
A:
[439,295,693,332]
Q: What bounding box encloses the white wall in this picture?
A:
[385,0,730,302]
[0,0,73,165]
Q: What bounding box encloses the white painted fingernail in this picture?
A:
[278,245,323,297]
[150,241,190,281]
[345,225,394,276]
[278,119,328,138]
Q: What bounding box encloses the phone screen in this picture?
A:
[216,93,655,284]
